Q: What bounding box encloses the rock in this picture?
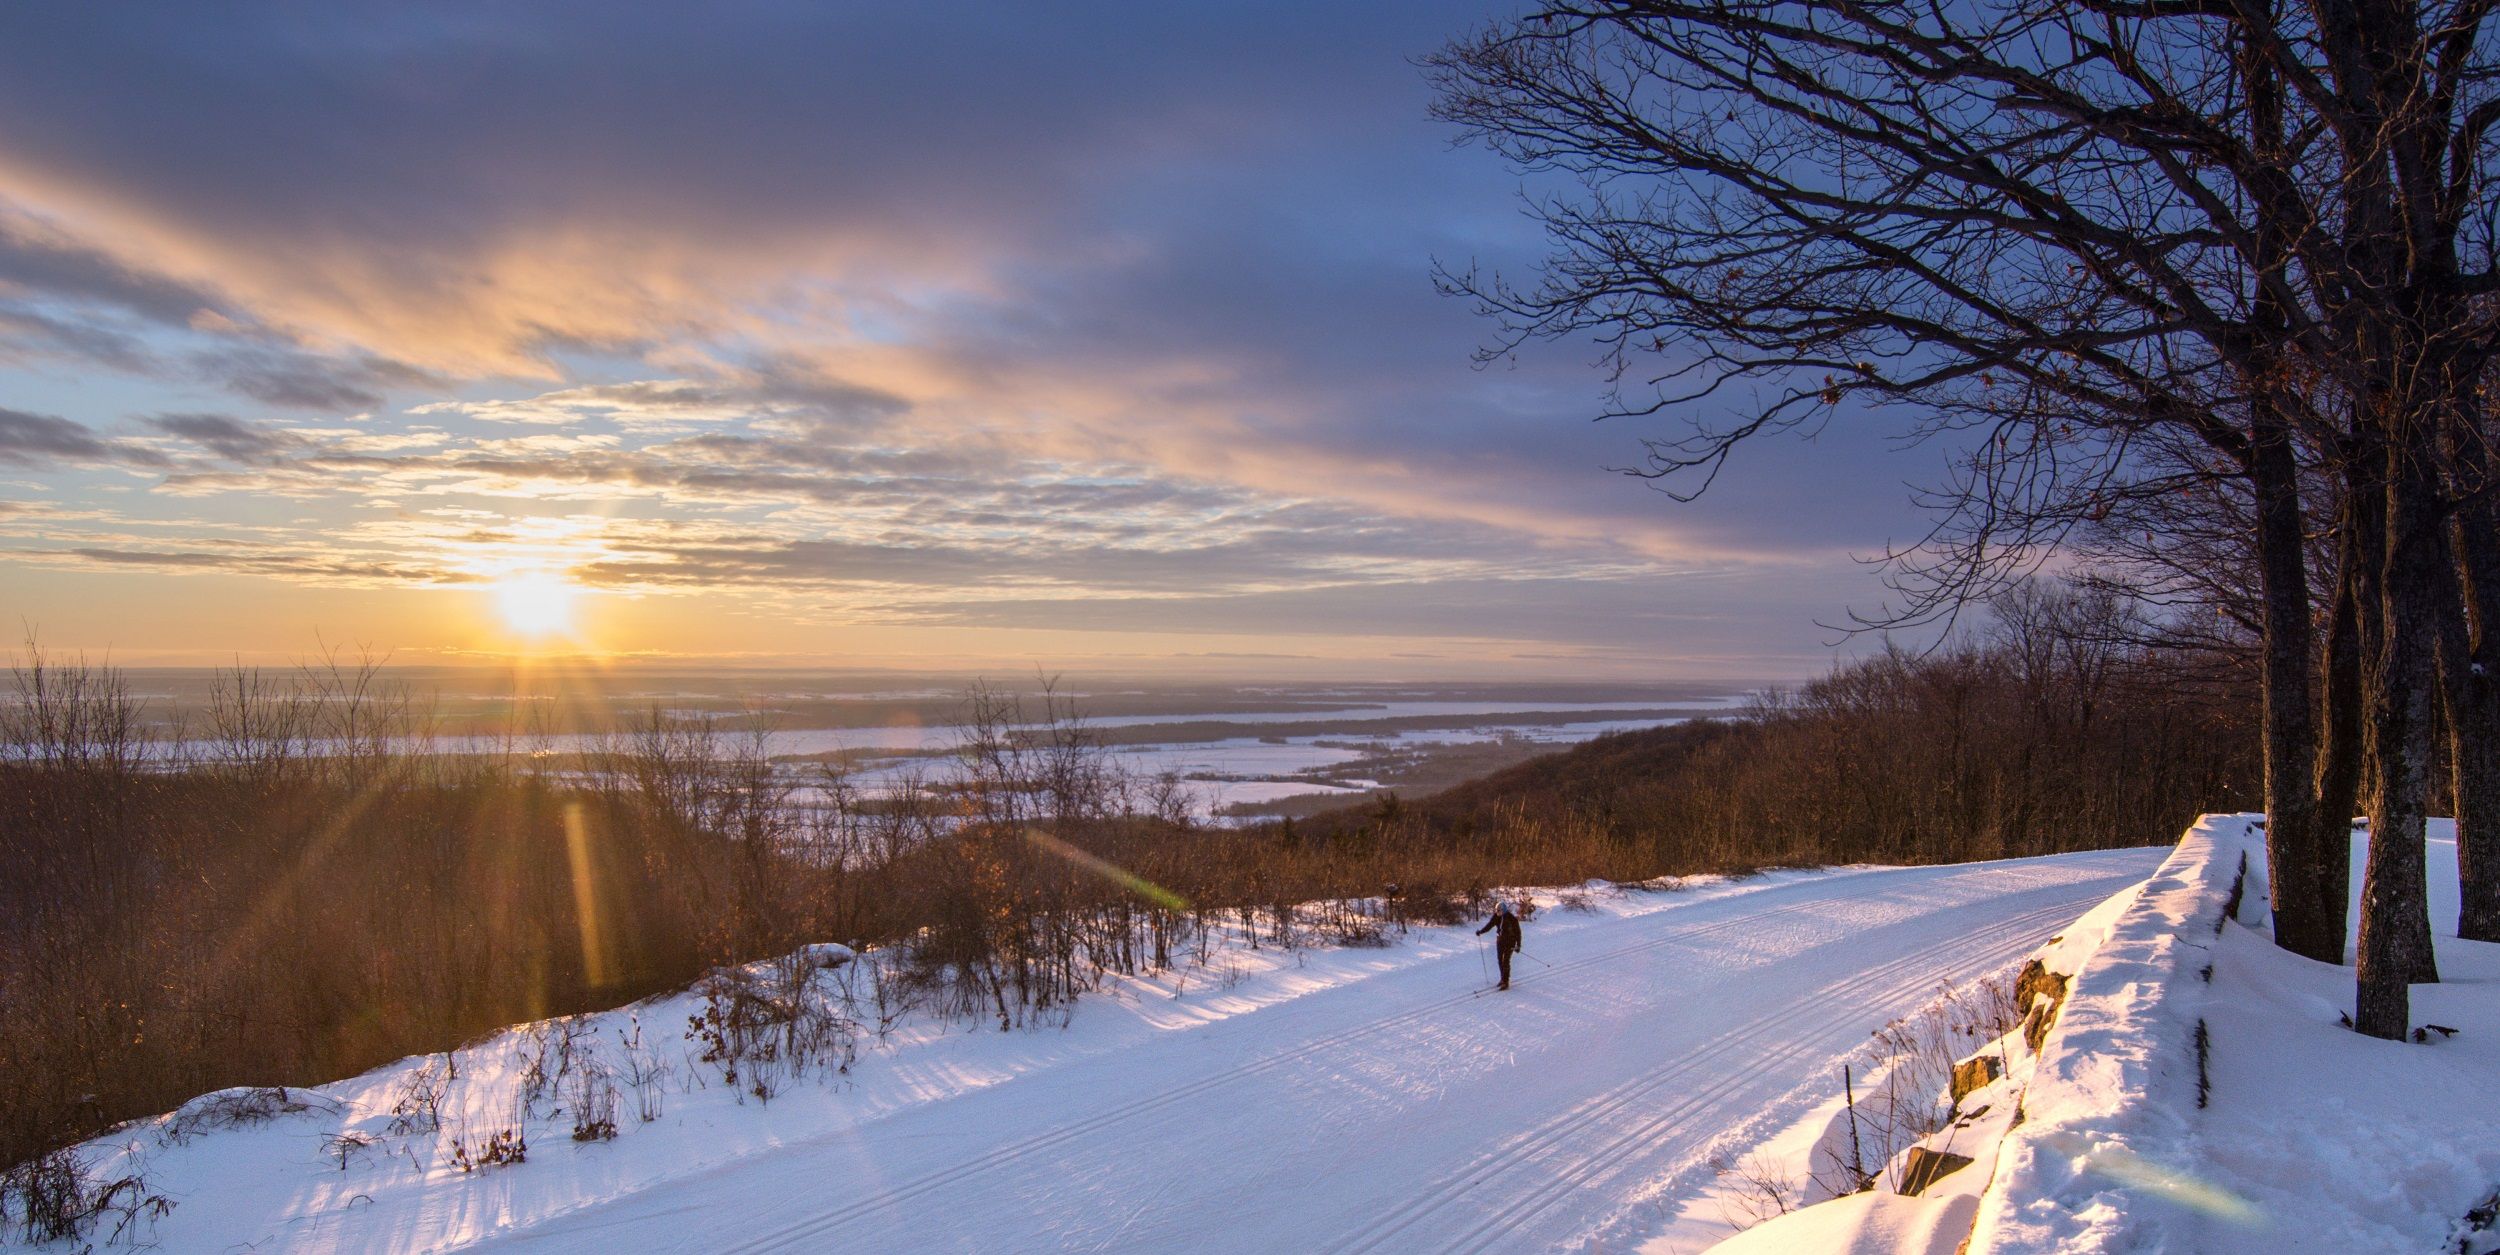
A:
[2015,958,2066,1011]
[2016,958,2068,1053]
[1897,1146,1975,1197]
[1949,1054,2002,1106]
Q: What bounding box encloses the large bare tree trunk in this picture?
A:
[2444,481,2500,942]
[2356,426,2445,1039]
[2313,497,2367,964]
[2240,34,2341,959]
[2238,32,2349,960]
[2253,407,2336,958]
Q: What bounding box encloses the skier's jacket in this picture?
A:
[1476,905,1521,954]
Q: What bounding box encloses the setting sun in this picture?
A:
[492,571,580,638]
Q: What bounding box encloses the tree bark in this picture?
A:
[2252,403,2335,958]
[2356,424,2445,1039]
[2444,475,2500,942]
[2313,493,2367,964]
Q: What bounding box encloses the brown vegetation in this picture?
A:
[1303,590,2252,872]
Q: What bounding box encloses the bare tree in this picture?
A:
[1428,0,2500,1036]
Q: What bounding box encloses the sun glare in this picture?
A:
[493,571,580,639]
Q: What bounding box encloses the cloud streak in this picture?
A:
[0,2,1929,672]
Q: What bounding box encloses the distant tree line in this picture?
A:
[1430,0,2500,1038]
[1302,582,2256,873]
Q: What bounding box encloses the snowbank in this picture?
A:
[1711,813,2500,1255]
[1710,1190,1979,1255]
[1689,858,2152,1255]
[1964,814,2253,1251]
[1976,815,2500,1253]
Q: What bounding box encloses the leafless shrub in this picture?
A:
[1,1144,173,1246]
[614,1017,671,1124]
[386,1057,453,1136]
[1711,1150,1802,1230]
[201,666,313,784]
[1,639,143,775]
[684,954,859,1101]
[160,1086,336,1146]
[447,1127,526,1173]
[1867,976,2024,1104]
[321,1132,377,1172]
[1303,896,1389,947]
[1813,975,2024,1196]
[566,1060,619,1143]
[514,1024,554,1110]
[2,1147,93,1244]
[551,1018,593,1083]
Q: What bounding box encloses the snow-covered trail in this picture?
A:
[467,849,2161,1255]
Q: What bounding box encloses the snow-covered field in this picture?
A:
[6,849,2161,1254]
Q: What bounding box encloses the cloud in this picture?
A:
[144,412,300,462]
[413,373,908,435]
[0,206,224,325]
[0,2,1917,562]
[852,576,1771,645]
[0,304,155,372]
[206,347,441,411]
[62,545,231,567]
[0,406,165,468]
[0,3,1934,669]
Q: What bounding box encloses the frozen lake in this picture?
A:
[157,690,1756,822]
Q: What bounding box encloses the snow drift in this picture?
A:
[1710,815,2500,1255]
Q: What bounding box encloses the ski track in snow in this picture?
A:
[434,849,2162,1255]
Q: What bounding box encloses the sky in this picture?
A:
[0,2,1938,680]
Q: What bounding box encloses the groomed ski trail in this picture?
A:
[451,848,2160,1255]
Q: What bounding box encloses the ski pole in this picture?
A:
[1521,949,1554,969]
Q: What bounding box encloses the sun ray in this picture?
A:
[492,571,580,640]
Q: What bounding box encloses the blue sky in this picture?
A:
[0,2,1933,678]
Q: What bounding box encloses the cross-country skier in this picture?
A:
[1476,899,1522,990]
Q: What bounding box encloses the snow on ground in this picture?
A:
[1704,815,2500,1255]
[1645,876,2155,1255]
[1971,816,2500,1253]
[3,850,2161,1254]
[1706,1190,1979,1255]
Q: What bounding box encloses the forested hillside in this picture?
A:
[1298,611,2255,874]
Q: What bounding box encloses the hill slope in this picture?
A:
[1296,706,2236,873]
